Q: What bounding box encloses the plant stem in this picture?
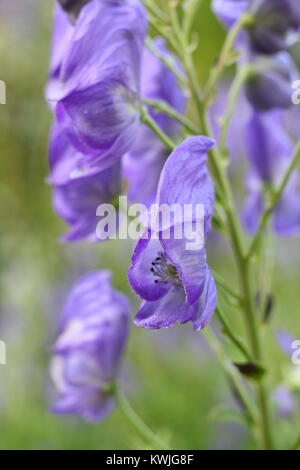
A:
[145,2,274,449]
[115,386,169,450]
[145,37,187,87]
[204,329,257,425]
[204,12,253,101]
[216,306,252,362]
[141,107,176,151]
[247,141,300,259]
[213,271,242,303]
[180,27,274,450]
[142,98,198,135]
[219,65,253,158]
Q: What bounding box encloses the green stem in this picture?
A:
[216,306,252,362]
[205,329,257,425]
[145,37,187,87]
[141,107,176,151]
[219,65,253,158]
[247,141,300,259]
[204,12,254,102]
[142,98,198,135]
[179,27,273,450]
[213,271,243,303]
[115,387,169,450]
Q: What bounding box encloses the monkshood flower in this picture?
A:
[51,271,130,421]
[123,40,186,205]
[49,0,147,172]
[212,0,300,54]
[248,0,300,55]
[128,137,217,331]
[245,54,296,111]
[243,110,300,235]
[49,124,122,242]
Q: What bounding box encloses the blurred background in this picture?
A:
[0,0,299,450]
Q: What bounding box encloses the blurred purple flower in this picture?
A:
[51,271,130,421]
[46,6,74,108]
[212,0,300,54]
[277,329,296,357]
[273,385,296,418]
[48,0,147,172]
[243,110,300,236]
[212,0,249,29]
[123,40,186,206]
[249,0,300,55]
[49,123,122,242]
[128,137,217,331]
[245,61,294,111]
[245,53,296,111]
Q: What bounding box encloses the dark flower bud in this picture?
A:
[248,0,300,54]
[245,59,293,111]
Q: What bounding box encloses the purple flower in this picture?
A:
[212,0,249,29]
[248,0,300,55]
[273,385,296,418]
[51,271,130,421]
[49,123,122,242]
[49,0,147,172]
[123,40,186,206]
[243,110,300,235]
[128,137,217,331]
[212,0,300,54]
[245,55,295,111]
[46,6,74,107]
[277,329,296,357]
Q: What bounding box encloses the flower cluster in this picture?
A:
[47,0,217,421]
[212,0,300,235]
[46,0,147,241]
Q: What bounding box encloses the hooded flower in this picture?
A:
[212,0,300,55]
[123,39,186,206]
[248,0,300,55]
[128,137,217,331]
[245,54,296,111]
[48,0,147,172]
[243,110,300,235]
[51,271,130,421]
[49,124,122,242]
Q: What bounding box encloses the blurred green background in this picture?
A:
[0,0,299,450]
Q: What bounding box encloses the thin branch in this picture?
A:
[142,98,198,135]
[247,141,300,259]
